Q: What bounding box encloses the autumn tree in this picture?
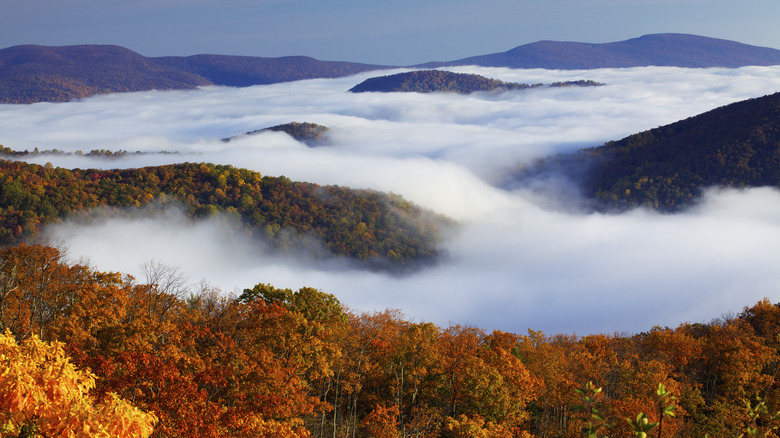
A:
[0,330,156,437]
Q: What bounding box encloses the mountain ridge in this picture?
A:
[420,33,780,69]
[0,44,390,103]
[2,34,779,103]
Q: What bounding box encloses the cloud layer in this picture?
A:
[3,65,780,335]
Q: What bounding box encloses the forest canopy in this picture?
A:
[0,158,450,271]
[1,243,780,437]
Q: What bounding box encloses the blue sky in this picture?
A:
[2,0,779,65]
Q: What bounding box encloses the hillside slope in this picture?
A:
[581,92,780,210]
[422,34,780,69]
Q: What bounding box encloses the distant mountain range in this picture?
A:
[421,33,780,69]
[1,34,779,103]
[0,45,387,103]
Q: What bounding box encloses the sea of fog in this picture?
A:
[1,65,779,335]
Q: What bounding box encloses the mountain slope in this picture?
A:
[0,45,390,103]
[581,92,780,210]
[0,45,210,103]
[422,34,780,69]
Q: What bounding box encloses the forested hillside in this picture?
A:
[0,159,447,270]
[511,92,780,212]
[582,92,780,211]
[3,243,780,437]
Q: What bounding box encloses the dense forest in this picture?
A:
[581,92,780,211]
[511,92,780,212]
[0,158,448,270]
[3,243,780,437]
[223,122,329,146]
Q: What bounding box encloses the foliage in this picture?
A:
[0,329,156,437]
[2,243,780,437]
[572,381,611,438]
[0,158,449,270]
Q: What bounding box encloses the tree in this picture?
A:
[0,330,157,437]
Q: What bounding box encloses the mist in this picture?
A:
[3,65,780,335]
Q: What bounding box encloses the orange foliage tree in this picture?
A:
[0,330,156,437]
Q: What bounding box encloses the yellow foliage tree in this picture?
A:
[0,330,156,437]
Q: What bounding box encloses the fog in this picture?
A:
[2,65,780,335]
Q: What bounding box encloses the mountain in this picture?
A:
[0,45,390,103]
[2,34,779,103]
[421,34,780,69]
[0,44,210,103]
[154,54,388,87]
[519,92,780,211]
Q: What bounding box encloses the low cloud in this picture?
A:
[4,65,780,335]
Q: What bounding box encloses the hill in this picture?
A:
[0,45,390,103]
[0,45,209,103]
[421,34,780,69]
[517,92,780,211]
[0,159,448,270]
[349,70,541,94]
[223,122,329,145]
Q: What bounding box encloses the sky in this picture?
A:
[1,65,779,335]
[1,0,780,65]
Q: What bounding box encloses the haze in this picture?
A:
[1,65,780,335]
